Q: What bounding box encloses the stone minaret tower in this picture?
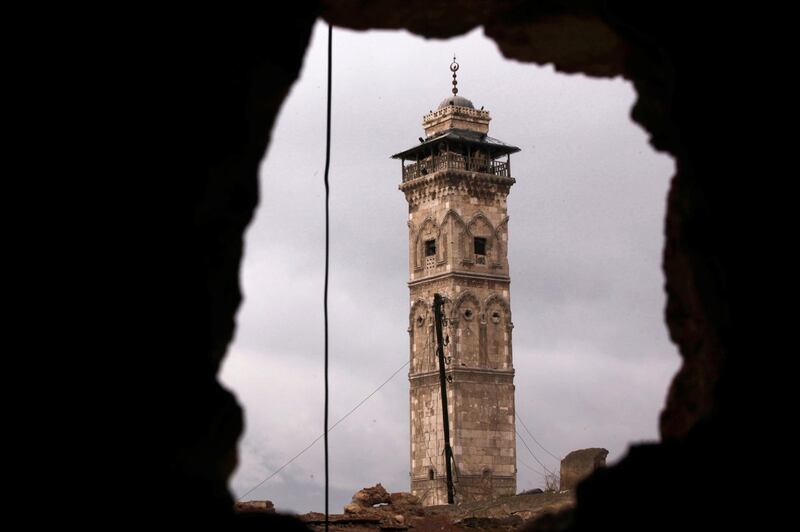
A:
[392,58,520,505]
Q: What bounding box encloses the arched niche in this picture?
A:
[451,291,482,367]
[484,293,512,369]
[440,209,467,266]
[409,299,433,373]
[466,212,495,266]
[414,217,439,271]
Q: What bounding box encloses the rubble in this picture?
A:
[296,483,574,531]
[352,483,392,507]
[559,448,608,491]
[233,500,275,513]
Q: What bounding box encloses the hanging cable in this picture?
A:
[518,458,548,478]
[516,428,556,477]
[323,23,333,532]
[236,359,410,501]
[515,412,561,462]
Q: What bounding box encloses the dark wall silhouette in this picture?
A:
[105,1,755,528]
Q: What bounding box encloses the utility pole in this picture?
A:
[433,293,455,504]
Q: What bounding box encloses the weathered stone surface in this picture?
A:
[316,491,574,530]
[453,491,574,520]
[112,4,321,525]
[234,500,275,513]
[232,512,310,530]
[559,448,608,492]
[352,483,391,507]
[301,511,382,524]
[321,0,523,39]
[343,502,363,514]
[458,515,523,529]
[389,491,422,511]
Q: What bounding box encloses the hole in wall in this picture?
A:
[219,20,680,512]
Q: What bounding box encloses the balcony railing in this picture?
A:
[402,153,510,182]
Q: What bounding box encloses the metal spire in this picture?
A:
[450,55,459,95]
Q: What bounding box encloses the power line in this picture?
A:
[516,428,556,477]
[518,457,549,478]
[515,412,561,462]
[237,359,410,501]
[323,23,333,532]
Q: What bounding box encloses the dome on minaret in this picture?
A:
[437,95,474,110]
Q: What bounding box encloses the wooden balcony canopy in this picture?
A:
[391,128,521,161]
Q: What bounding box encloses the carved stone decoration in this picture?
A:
[415,217,438,271]
[453,291,482,368]
[484,293,511,370]
[441,209,467,266]
[409,299,432,373]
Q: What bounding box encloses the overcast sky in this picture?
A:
[219,21,680,514]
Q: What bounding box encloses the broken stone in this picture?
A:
[301,512,382,524]
[352,483,391,507]
[389,491,421,511]
[343,502,363,514]
[559,448,608,491]
[234,500,275,513]
[321,488,576,530]
[457,515,523,528]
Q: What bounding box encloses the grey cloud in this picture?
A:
[221,22,680,514]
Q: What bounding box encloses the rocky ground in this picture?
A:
[237,484,575,531]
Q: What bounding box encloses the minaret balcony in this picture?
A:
[402,153,510,182]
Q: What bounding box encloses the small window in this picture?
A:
[428,469,435,480]
[474,237,487,256]
[425,239,436,257]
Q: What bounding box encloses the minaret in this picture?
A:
[392,58,520,505]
